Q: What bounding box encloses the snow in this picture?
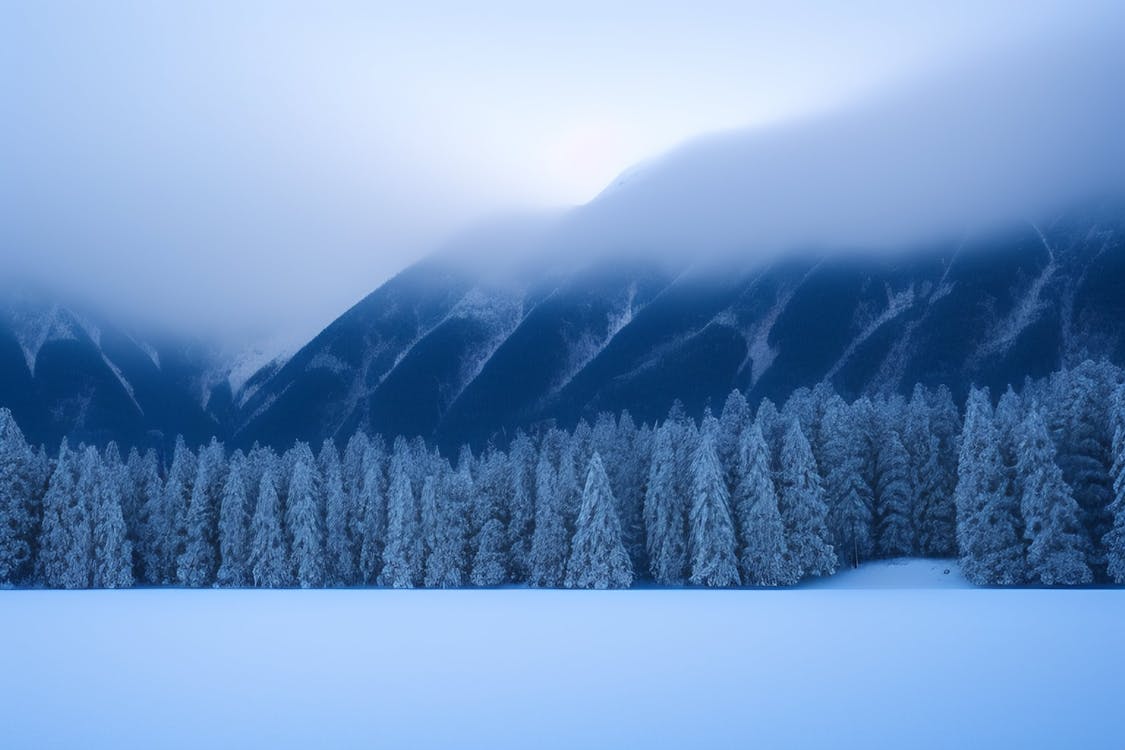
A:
[2,559,1123,749]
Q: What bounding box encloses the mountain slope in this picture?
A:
[0,292,223,451]
[233,204,1125,452]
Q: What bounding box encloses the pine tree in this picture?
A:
[286,445,326,588]
[874,423,913,558]
[1048,362,1114,574]
[822,399,873,569]
[90,456,133,588]
[424,468,469,588]
[249,466,289,587]
[688,434,740,587]
[216,455,250,587]
[1104,384,1125,582]
[0,409,34,585]
[506,432,536,582]
[717,390,751,495]
[778,419,836,579]
[955,388,1025,585]
[128,449,162,584]
[644,422,688,584]
[733,422,794,585]
[39,443,91,588]
[470,451,509,587]
[905,388,953,557]
[529,434,569,587]
[357,440,387,585]
[380,443,422,588]
[177,440,225,586]
[565,453,633,589]
[1017,410,1092,585]
[160,438,196,585]
[319,441,354,586]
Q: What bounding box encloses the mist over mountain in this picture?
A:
[3,12,1124,453]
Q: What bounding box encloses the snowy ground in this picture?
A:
[2,559,1123,749]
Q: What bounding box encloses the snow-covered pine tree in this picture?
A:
[822,398,873,569]
[1104,383,1125,582]
[755,398,783,473]
[249,465,289,587]
[380,441,422,588]
[564,452,633,589]
[873,417,914,559]
[644,422,688,585]
[905,387,954,557]
[733,422,794,585]
[717,390,751,496]
[687,433,740,587]
[604,411,647,572]
[470,451,509,587]
[286,444,326,588]
[955,388,1025,585]
[529,431,569,587]
[90,455,133,588]
[424,466,470,588]
[38,442,88,588]
[505,432,536,582]
[160,437,196,585]
[357,438,388,585]
[177,439,225,586]
[216,453,250,587]
[342,430,371,571]
[126,448,161,583]
[0,409,34,585]
[1047,362,1115,575]
[321,440,355,586]
[1017,409,1092,585]
[778,418,836,580]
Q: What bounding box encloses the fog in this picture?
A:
[1,1,1121,347]
[557,18,1125,265]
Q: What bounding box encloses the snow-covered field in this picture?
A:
[2,559,1122,749]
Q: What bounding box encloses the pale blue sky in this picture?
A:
[0,1,1117,341]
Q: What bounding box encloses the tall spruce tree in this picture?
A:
[688,433,740,587]
[91,456,133,589]
[177,440,225,586]
[1017,410,1092,585]
[733,422,794,585]
[565,452,633,589]
[161,438,196,585]
[216,454,250,587]
[470,451,509,587]
[874,421,914,558]
[320,441,354,586]
[644,422,688,584]
[357,439,388,585]
[1104,383,1125,582]
[1048,362,1114,574]
[955,388,1025,585]
[822,399,873,569]
[529,434,569,587]
[905,388,953,557]
[380,443,422,588]
[249,465,289,587]
[506,432,536,582]
[424,467,470,588]
[0,409,34,585]
[39,442,91,588]
[287,445,326,588]
[778,419,836,579]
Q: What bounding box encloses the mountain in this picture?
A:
[0,289,228,451]
[233,201,1125,452]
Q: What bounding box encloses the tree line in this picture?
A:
[0,360,1123,589]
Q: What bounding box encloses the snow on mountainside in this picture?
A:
[0,292,226,450]
[233,201,1125,452]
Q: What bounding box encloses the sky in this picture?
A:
[1,1,1121,346]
